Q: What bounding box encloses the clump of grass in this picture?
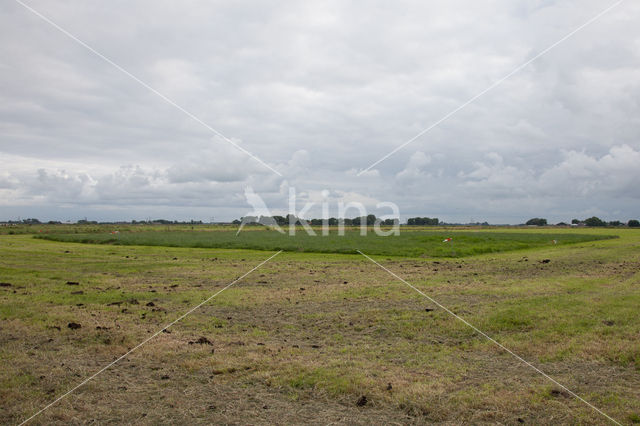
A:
[286,366,364,396]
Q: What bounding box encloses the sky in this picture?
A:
[1,0,639,224]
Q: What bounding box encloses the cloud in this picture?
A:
[396,151,432,182]
[1,0,639,222]
[149,59,204,95]
[0,172,18,189]
[458,152,531,198]
[457,145,640,201]
[538,145,640,197]
[167,155,251,184]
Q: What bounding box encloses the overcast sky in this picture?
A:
[1,0,639,223]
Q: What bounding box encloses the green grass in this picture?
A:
[2,228,639,424]
[36,229,615,258]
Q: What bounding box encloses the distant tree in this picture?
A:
[556,222,568,226]
[381,218,398,226]
[628,219,640,228]
[271,216,286,226]
[525,218,547,226]
[571,219,580,224]
[258,216,272,225]
[608,220,622,227]
[309,218,323,226]
[346,215,377,226]
[242,216,258,224]
[232,219,241,225]
[407,217,438,225]
[584,216,606,227]
[285,214,299,225]
[328,217,339,226]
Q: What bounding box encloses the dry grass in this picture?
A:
[1,229,639,424]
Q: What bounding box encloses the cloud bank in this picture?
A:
[1,0,639,223]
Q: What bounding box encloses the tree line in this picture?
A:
[234,214,400,226]
[5,216,639,227]
[527,217,639,227]
[236,215,446,226]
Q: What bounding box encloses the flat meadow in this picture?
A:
[36,227,614,258]
[1,225,639,424]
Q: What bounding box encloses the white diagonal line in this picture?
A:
[14,0,282,177]
[357,0,624,176]
[357,250,621,425]
[19,250,283,425]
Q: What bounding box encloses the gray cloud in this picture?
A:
[1,0,639,223]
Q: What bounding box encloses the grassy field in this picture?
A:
[1,227,639,424]
[36,228,614,258]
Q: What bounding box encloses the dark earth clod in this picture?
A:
[189,336,213,345]
[550,389,570,398]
